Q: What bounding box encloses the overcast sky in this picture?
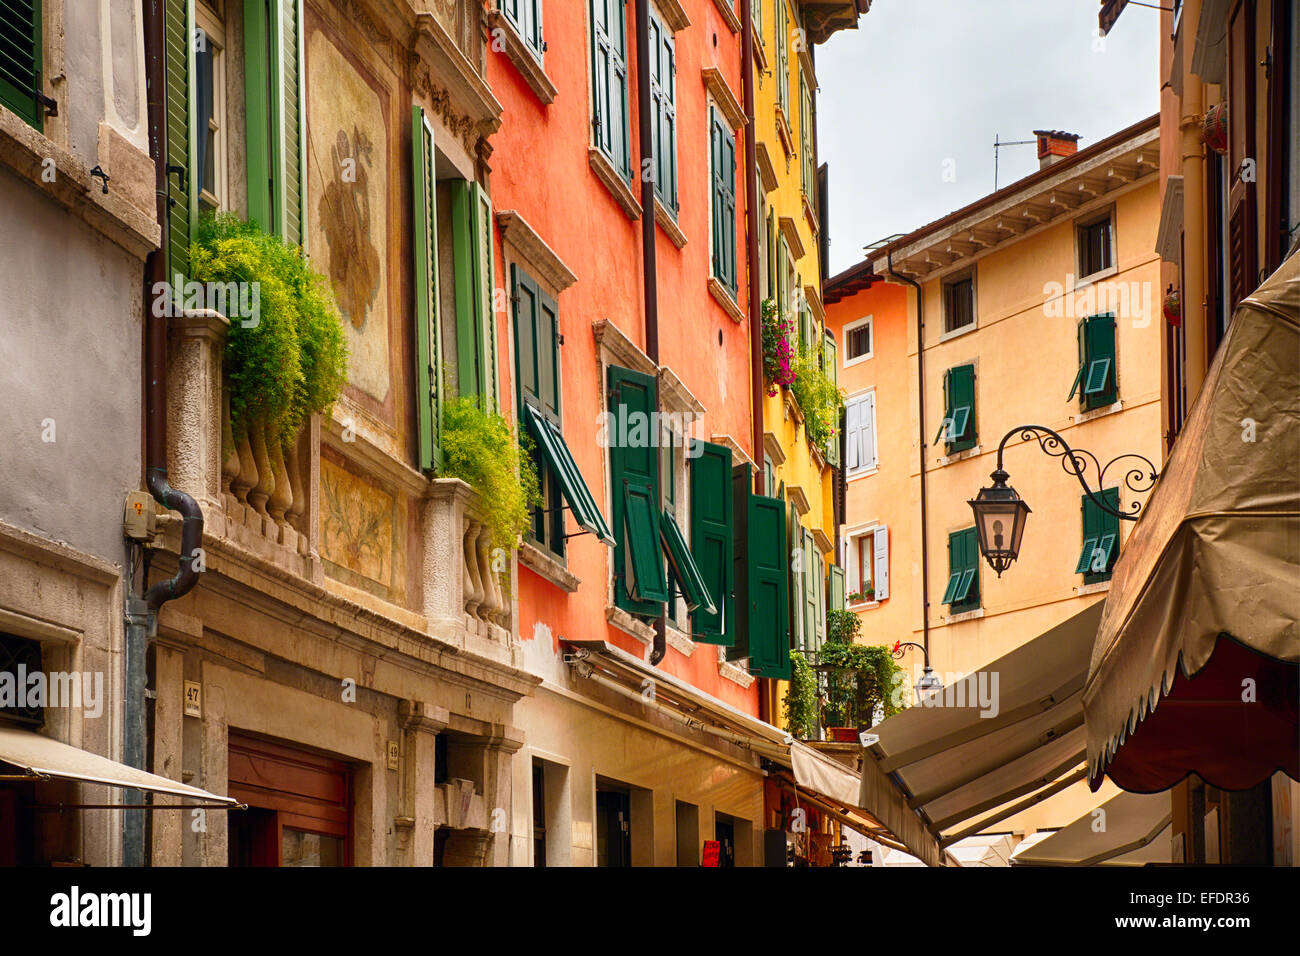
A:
[816,0,1161,276]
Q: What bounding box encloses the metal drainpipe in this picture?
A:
[741,0,767,723]
[132,0,206,867]
[635,0,667,666]
[886,251,929,659]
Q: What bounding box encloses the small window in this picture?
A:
[709,104,738,295]
[501,0,545,61]
[845,392,877,475]
[1067,313,1118,411]
[0,633,43,727]
[196,4,228,214]
[854,534,874,600]
[1076,489,1121,582]
[847,526,888,604]
[942,528,980,613]
[936,364,976,454]
[1078,213,1115,280]
[648,9,677,214]
[943,274,976,334]
[844,316,872,362]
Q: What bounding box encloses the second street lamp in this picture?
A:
[969,425,1158,576]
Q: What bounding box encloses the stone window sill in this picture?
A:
[711,0,741,34]
[942,607,985,625]
[938,322,977,344]
[665,625,694,657]
[719,660,754,688]
[708,276,744,324]
[588,147,641,221]
[1076,580,1112,596]
[519,540,579,592]
[1072,400,1124,424]
[606,604,656,644]
[486,11,557,105]
[655,199,687,249]
[937,444,982,466]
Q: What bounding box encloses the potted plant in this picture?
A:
[760,298,796,396]
[789,343,844,454]
[818,610,909,738]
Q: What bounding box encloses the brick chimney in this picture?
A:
[1033,130,1081,169]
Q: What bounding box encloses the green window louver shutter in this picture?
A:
[412,106,444,472]
[503,0,544,58]
[525,404,614,544]
[243,0,304,242]
[610,364,665,613]
[512,266,560,425]
[1082,313,1117,409]
[787,500,802,652]
[823,332,840,466]
[775,0,788,117]
[164,0,196,281]
[799,74,813,197]
[649,12,676,213]
[451,181,498,407]
[767,209,779,305]
[710,107,736,295]
[690,440,734,644]
[1077,488,1120,580]
[746,491,791,679]
[802,527,820,652]
[944,528,979,610]
[661,509,714,615]
[0,0,42,129]
[590,0,629,180]
[727,464,753,662]
[941,364,975,453]
[828,564,845,613]
[1067,318,1088,401]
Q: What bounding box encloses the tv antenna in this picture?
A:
[993,134,1035,191]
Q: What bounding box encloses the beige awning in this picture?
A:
[0,724,238,806]
[1083,249,1300,791]
[564,640,942,864]
[1011,789,1171,866]
[861,603,1104,850]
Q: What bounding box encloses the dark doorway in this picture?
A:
[715,817,736,867]
[595,788,631,867]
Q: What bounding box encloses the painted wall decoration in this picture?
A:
[320,453,396,591]
[306,26,391,404]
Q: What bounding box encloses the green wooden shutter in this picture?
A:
[451,180,496,406]
[610,364,665,613]
[828,564,845,612]
[1067,318,1088,401]
[590,0,629,180]
[1083,313,1117,408]
[823,332,840,466]
[727,464,753,662]
[649,13,676,213]
[690,441,734,644]
[776,0,788,117]
[164,0,196,281]
[475,185,499,411]
[787,501,802,651]
[747,491,791,679]
[1079,489,1120,580]
[802,528,820,652]
[412,106,443,472]
[0,0,42,129]
[945,364,975,452]
[243,0,303,241]
[513,267,560,425]
[721,120,736,294]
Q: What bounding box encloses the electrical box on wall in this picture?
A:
[123,491,160,544]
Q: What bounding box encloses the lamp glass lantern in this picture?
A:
[968,470,1031,576]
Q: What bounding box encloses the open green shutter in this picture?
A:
[748,491,791,679]
[727,463,753,662]
[690,440,734,644]
[1067,318,1088,401]
[451,181,482,401]
[243,0,271,231]
[165,0,196,281]
[1084,314,1117,406]
[277,0,304,244]
[525,404,613,544]
[828,564,845,612]
[474,185,499,411]
[767,209,778,304]
[946,364,975,450]
[243,0,303,241]
[800,528,816,652]
[661,509,715,615]
[412,106,443,472]
[0,0,42,128]
[610,365,664,614]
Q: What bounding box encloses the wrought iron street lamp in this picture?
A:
[969,425,1158,576]
[891,641,944,703]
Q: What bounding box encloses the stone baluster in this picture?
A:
[462,519,484,620]
[475,531,498,623]
[221,390,241,512]
[286,427,308,551]
[247,421,274,522]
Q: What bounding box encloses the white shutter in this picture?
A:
[845,399,861,470]
[874,525,889,601]
[860,393,877,471]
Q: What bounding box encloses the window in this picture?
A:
[0,633,43,727]
[648,9,677,214]
[244,0,305,242]
[1077,212,1115,280]
[195,4,228,214]
[590,0,631,181]
[501,0,544,61]
[797,526,824,652]
[846,527,888,603]
[943,274,976,334]
[531,760,546,866]
[937,364,975,455]
[451,181,499,406]
[1076,489,1120,583]
[0,0,43,129]
[726,474,791,679]
[515,268,612,560]
[844,392,877,475]
[822,331,839,467]
[753,0,763,40]
[775,0,789,117]
[844,316,873,363]
[942,527,980,613]
[1068,313,1118,411]
[609,365,668,614]
[689,440,734,644]
[799,73,814,199]
[709,104,738,295]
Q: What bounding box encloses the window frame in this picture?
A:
[589,0,632,182]
[1077,488,1121,583]
[844,390,877,477]
[938,364,976,455]
[1076,208,1117,284]
[708,100,738,296]
[942,271,977,336]
[1068,312,1119,411]
[647,5,678,216]
[501,0,545,63]
[195,1,229,215]
[843,314,873,365]
[943,527,980,614]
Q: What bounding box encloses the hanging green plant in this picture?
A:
[189,214,348,443]
[784,651,820,741]
[821,610,909,728]
[788,343,844,452]
[440,396,543,553]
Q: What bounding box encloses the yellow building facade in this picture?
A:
[825,116,1166,833]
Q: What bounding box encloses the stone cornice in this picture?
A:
[497,209,578,292]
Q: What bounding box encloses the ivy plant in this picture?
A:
[788,343,844,453]
[784,651,820,741]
